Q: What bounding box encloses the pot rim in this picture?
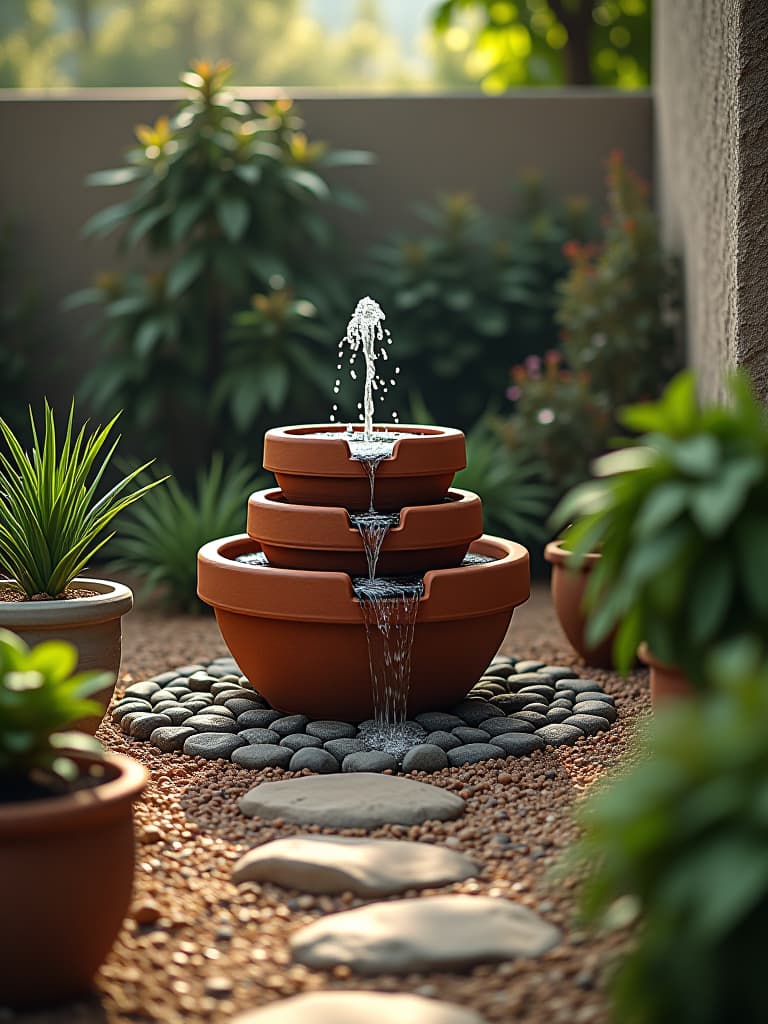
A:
[544,539,602,569]
[0,751,148,837]
[0,578,133,627]
[263,423,466,479]
[247,487,483,551]
[637,642,679,672]
[198,534,529,623]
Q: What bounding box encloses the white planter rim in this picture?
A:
[0,578,133,628]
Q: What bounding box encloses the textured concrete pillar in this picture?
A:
[655,0,768,399]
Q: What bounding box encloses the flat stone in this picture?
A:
[124,681,160,699]
[343,751,397,773]
[213,690,243,705]
[232,744,293,769]
[450,700,503,726]
[574,690,615,705]
[550,698,574,710]
[184,733,245,759]
[523,703,551,716]
[490,694,541,713]
[150,671,179,686]
[150,689,180,706]
[188,671,216,691]
[306,720,358,741]
[491,733,544,757]
[237,709,284,728]
[564,713,610,735]
[230,991,485,1024]
[452,726,491,744]
[164,707,193,725]
[324,738,369,760]
[129,713,172,739]
[401,744,449,773]
[280,734,323,751]
[240,728,281,745]
[272,715,310,738]
[557,678,603,694]
[518,684,556,700]
[289,748,339,774]
[511,711,549,729]
[474,682,506,694]
[150,699,180,713]
[538,665,579,680]
[573,700,617,723]
[546,708,573,724]
[291,894,560,974]
[414,711,465,732]
[239,773,465,828]
[447,743,504,767]
[554,689,576,703]
[424,730,462,751]
[226,699,264,717]
[175,664,207,676]
[112,700,152,721]
[536,724,584,747]
[184,714,239,734]
[198,705,234,718]
[150,726,196,752]
[514,660,546,673]
[480,717,535,736]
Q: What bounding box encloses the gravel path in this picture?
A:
[14,584,648,1024]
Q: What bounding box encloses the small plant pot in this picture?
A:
[247,487,483,575]
[198,534,529,721]
[0,752,148,1006]
[262,424,466,511]
[638,643,694,706]
[544,541,616,668]
[0,579,133,733]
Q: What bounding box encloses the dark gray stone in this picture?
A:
[424,730,462,751]
[175,664,207,676]
[414,711,465,731]
[452,726,491,744]
[119,711,147,734]
[574,691,615,705]
[226,699,265,717]
[490,693,541,713]
[492,733,545,757]
[184,733,246,759]
[514,660,546,673]
[232,743,293,769]
[474,682,506,694]
[518,684,556,700]
[507,672,552,690]
[150,726,196,752]
[550,699,574,710]
[306,720,358,741]
[240,728,281,745]
[536,724,585,746]
[165,707,193,726]
[150,671,179,685]
[564,713,609,735]
[199,705,234,718]
[164,686,191,699]
[289,748,339,774]
[402,744,449,773]
[150,699,180,713]
[237,709,284,728]
[480,717,535,736]
[129,713,172,739]
[451,700,503,726]
[523,703,551,716]
[573,700,617,723]
[185,714,239,734]
[342,751,398,773]
[557,678,603,694]
[546,708,573,724]
[112,700,152,721]
[124,681,160,699]
[511,711,550,729]
[213,691,243,705]
[280,734,323,751]
[324,738,369,760]
[538,665,579,680]
[447,743,504,767]
[188,671,216,691]
[150,689,178,706]
[272,715,310,738]
[553,689,576,703]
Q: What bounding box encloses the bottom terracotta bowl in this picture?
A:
[197,534,530,721]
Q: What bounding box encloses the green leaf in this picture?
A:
[592,446,657,477]
[670,435,720,478]
[82,200,137,238]
[86,167,144,187]
[216,195,250,242]
[283,166,330,200]
[170,197,208,244]
[689,457,763,536]
[166,249,206,299]
[686,550,733,645]
[320,149,375,168]
[737,516,768,616]
[134,317,166,358]
[634,482,690,538]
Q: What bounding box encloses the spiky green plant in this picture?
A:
[109,454,264,613]
[0,629,108,796]
[0,402,165,598]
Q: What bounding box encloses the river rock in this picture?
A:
[414,711,465,732]
[289,748,339,774]
[124,681,160,699]
[112,700,152,721]
[573,700,617,723]
[450,700,503,726]
[280,734,323,751]
[535,724,585,746]
[514,660,546,673]
[324,738,369,760]
[164,706,193,726]
[574,691,615,705]
[342,751,397,773]
[480,717,534,736]
[546,708,573,724]
[129,713,172,739]
[271,715,310,738]
[538,665,579,680]
[237,709,284,728]
[184,733,245,759]
[150,726,196,752]
[401,744,449,773]
[447,743,504,767]
[556,678,603,694]
[490,694,541,713]
[230,991,486,1024]
[424,730,462,751]
[491,732,544,757]
[240,728,281,745]
[306,720,358,741]
[452,726,491,744]
[184,714,238,734]
[511,711,549,729]
[564,713,610,735]
[231,744,293,769]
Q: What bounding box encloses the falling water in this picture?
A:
[348,510,400,579]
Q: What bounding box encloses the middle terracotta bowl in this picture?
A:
[247,487,483,575]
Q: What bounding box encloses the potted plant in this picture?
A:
[552,371,768,700]
[0,628,148,1006]
[0,402,164,728]
[544,537,615,668]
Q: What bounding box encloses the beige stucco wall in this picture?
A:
[655,0,768,399]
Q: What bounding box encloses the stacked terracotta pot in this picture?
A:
[198,425,530,720]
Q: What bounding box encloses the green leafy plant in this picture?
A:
[0,402,164,599]
[552,371,768,683]
[69,59,368,463]
[571,659,768,1024]
[109,455,264,614]
[0,628,108,799]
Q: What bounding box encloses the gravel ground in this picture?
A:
[14,584,649,1024]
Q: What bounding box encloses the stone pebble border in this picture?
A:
[112,653,617,772]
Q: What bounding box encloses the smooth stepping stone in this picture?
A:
[546,708,573,724]
[564,713,610,735]
[538,665,579,680]
[150,671,178,685]
[523,703,550,716]
[447,743,504,766]
[112,700,152,721]
[232,835,477,896]
[129,713,172,739]
[150,726,196,752]
[289,748,339,774]
[231,991,486,1024]
[402,744,449,773]
[573,700,617,723]
[518,684,556,700]
[480,717,535,736]
[291,894,560,974]
[280,734,323,751]
[232,744,293,769]
[271,715,310,737]
[474,682,506,694]
[189,671,216,691]
[425,730,462,751]
[515,660,546,673]
[556,678,603,694]
[536,724,584,747]
[343,751,397,773]
[184,733,245,759]
[237,709,283,728]
[414,711,464,732]
[492,733,544,757]
[226,699,264,717]
[450,701,503,726]
[124,681,161,699]
[184,714,238,734]
[240,728,281,745]
[164,707,193,725]
[324,738,369,760]
[511,711,549,729]
[550,698,574,710]
[574,690,615,705]
[306,720,358,741]
[452,726,491,744]
[239,773,465,828]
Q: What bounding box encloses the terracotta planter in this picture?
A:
[638,643,694,706]
[198,534,530,721]
[263,424,466,511]
[247,486,483,575]
[0,752,148,1006]
[544,541,616,668]
[0,578,133,733]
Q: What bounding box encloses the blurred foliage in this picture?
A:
[371,177,593,429]
[68,61,366,470]
[0,222,38,434]
[570,658,768,1024]
[109,454,265,614]
[433,0,651,91]
[553,371,768,683]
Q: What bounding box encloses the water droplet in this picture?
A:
[333,386,340,394]
[350,370,357,380]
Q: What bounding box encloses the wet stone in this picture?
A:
[306,720,358,741]
[184,715,239,734]
[450,700,503,726]
[324,738,369,760]
[289,748,339,774]
[280,734,323,751]
[536,724,585,747]
[518,684,556,700]
[401,744,449,773]
[232,744,293,770]
[492,732,544,757]
[150,689,179,706]
[511,711,550,729]
[565,713,609,735]
[343,751,397,773]
[230,991,486,1024]
[523,703,551,716]
[272,715,310,738]
[129,713,172,740]
[424,730,462,751]
[414,711,465,732]
[574,700,618,723]
[184,733,245,759]
[447,743,504,767]
[239,728,281,745]
[150,726,196,752]
[150,700,180,715]
[452,726,491,744]
[480,717,535,736]
[237,709,284,728]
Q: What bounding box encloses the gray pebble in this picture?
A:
[492,733,544,757]
[231,743,293,769]
[523,703,551,716]
[150,689,177,706]
[402,744,449,773]
[271,714,310,738]
[564,713,609,735]
[200,705,234,718]
[324,738,369,759]
[306,720,358,741]
[557,678,603,694]
[164,686,191,698]
[424,730,462,751]
[574,691,615,705]
[480,717,535,736]
[213,691,242,705]
[225,688,263,701]
[112,700,152,721]
[511,711,550,729]
[485,664,517,678]
[120,711,147,734]
[150,726,196,752]
[474,682,506,695]
[574,700,617,723]
[342,750,397,773]
[546,708,573,724]
[165,707,193,725]
[447,742,505,767]
[451,700,503,725]
[184,715,239,734]
[506,672,551,690]
[211,680,240,695]
[470,689,495,700]
[554,689,576,703]
[539,665,579,680]
[518,684,556,700]
[129,713,172,739]
[150,671,179,685]
[452,726,491,744]
[536,724,585,746]
[515,660,545,673]
[280,734,323,751]
[175,664,207,677]
[184,733,245,759]
[181,700,213,714]
[239,728,281,745]
[151,700,181,714]
[289,748,339,774]
[188,671,216,691]
[124,681,160,699]
[550,698,574,710]
[237,709,283,728]
[491,694,542,713]
[225,699,263,717]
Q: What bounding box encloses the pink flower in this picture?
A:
[524,354,542,375]
[506,385,522,402]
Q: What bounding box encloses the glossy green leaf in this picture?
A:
[216,195,250,242]
[166,248,206,299]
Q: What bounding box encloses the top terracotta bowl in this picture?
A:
[262,424,466,511]
[247,487,483,575]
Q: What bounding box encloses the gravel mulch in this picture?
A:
[13,584,649,1024]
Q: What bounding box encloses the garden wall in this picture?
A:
[0,89,651,404]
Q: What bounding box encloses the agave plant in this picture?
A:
[0,402,164,598]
